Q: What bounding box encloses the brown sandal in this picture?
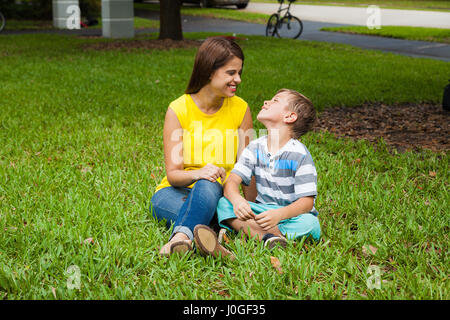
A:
[170,240,193,254]
[193,225,235,260]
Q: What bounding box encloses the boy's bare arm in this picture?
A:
[224,173,255,220]
[255,196,315,231]
[278,196,314,220]
[241,176,257,202]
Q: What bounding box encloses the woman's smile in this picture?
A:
[208,56,243,97]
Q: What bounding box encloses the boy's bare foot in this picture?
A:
[225,218,283,240]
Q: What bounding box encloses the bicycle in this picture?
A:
[266,0,303,39]
[0,11,5,32]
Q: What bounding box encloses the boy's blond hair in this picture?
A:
[277,88,316,139]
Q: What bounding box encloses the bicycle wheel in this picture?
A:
[277,15,303,39]
[265,14,279,37]
[0,12,5,33]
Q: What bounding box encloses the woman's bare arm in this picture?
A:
[163,108,197,187]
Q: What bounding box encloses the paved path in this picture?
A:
[3,7,449,61]
[243,3,450,29]
[135,8,450,61]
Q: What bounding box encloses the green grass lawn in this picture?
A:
[179,6,269,24]
[321,25,450,43]
[2,20,54,30]
[135,2,270,24]
[4,17,158,31]
[254,0,450,12]
[0,32,449,300]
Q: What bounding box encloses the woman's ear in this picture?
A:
[209,69,217,81]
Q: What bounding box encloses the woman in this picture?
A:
[150,37,255,256]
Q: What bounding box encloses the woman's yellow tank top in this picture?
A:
[155,94,248,193]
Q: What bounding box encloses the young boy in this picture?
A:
[193,89,320,257]
[219,88,320,249]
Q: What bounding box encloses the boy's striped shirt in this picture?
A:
[232,135,318,215]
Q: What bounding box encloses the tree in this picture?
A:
[159,0,183,40]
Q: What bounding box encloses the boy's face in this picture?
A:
[257,92,292,124]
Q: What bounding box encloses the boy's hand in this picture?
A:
[232,198,255,221]
[254,209,282,231]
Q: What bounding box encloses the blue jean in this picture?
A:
[150,179,223,241]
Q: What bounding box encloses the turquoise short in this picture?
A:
[216,197,321,241]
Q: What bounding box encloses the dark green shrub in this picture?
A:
[0,0,101,20]
[0,0,52,19]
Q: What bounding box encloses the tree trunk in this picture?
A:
[159,0,183,40]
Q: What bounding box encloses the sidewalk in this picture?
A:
[170,9,450,62]
[243,3,450,29]
[3,8,449,62]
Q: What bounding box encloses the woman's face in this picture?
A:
[208,56,243,98]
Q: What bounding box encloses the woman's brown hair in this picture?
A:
[185,36,244,94]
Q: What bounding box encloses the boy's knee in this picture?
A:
[305,215,321,241]
[302,213,317,224]
[284,214,321,241]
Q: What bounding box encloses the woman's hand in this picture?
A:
[194,163,226,183]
